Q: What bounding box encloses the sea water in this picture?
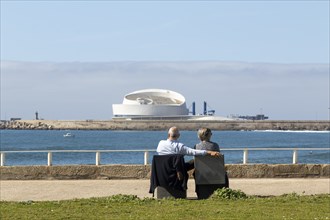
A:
[0,130,329,165]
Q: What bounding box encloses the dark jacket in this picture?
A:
[149,154,188,196]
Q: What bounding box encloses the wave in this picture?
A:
[253,130,330,133]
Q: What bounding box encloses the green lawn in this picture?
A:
[1,192,329,220]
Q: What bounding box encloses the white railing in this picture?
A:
[0,148,329,166]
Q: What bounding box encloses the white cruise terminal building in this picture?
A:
[112,89,189,118]
[112,88,232,120]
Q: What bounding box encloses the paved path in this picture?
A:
[1,178,329,201]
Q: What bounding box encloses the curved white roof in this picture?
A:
[123,89,186,105]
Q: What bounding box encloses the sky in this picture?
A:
[1,1,329,120]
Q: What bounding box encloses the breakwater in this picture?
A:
[0,164,329,180]
[1,119,329,130]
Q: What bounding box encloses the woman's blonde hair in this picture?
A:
[197,127,212,141]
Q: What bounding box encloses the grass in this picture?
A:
[1,190,329,220]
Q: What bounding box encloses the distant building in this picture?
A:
[10,118,21,121]
[229,114,269,120]
[112,89,189,118]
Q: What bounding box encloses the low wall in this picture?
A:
[1,164,329,180]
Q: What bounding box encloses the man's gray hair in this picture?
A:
[168,126,180,138]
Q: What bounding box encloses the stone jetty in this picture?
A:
[0,119,329,131]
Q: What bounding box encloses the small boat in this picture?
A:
[63,133,75,137]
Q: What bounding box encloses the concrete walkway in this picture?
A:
[1,178,329,201]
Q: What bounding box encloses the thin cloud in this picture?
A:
[1,61,328,120]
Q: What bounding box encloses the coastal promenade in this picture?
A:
[1,178,329,201]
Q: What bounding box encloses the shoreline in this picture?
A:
[1,119,329,131]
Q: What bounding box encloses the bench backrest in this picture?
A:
[194,155,226,185]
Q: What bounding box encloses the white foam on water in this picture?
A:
[253,130,330,133]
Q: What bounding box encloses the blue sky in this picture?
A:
[2,1,329,63]
[1,1,329,120]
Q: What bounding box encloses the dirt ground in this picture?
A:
[1,178,329,201]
